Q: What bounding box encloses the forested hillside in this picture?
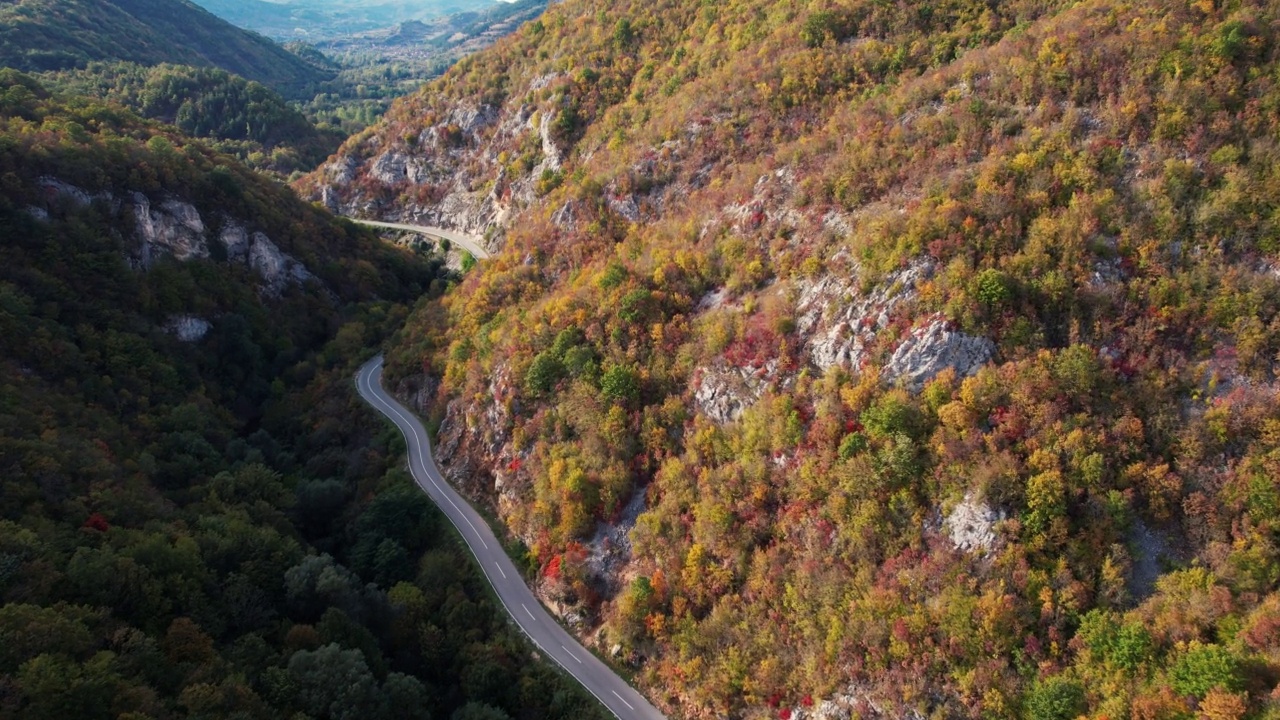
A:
[0,71,606,720]
[0,0,329,95]
[45,62,344,175]
[308,0,1280,716]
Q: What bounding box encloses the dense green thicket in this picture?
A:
[44,62,344,175]
[0,72,606,720]
[299,53,456,137]
[0,0,329,97]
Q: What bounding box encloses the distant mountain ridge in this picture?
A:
[192,0,500,40]
[0,0,329,95]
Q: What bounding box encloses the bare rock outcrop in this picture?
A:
[536,109,563,171]
[944,493,1004,553]
[785,685,927,720]
[370,149,433,186]
[370,150,411,185]
[605,192,640,222]
[392,373,439,418]
[882,318,994,390]
[549,199,578,229]
[163,315,212,342]
[218,222,252,262]
[691,361,770,424]
[38,177,93,207]
[722,167,803,234]
[796,259,935,372]
[248,232,315,296]
[132,194,209,264]
[304,75,577,254]
[327,155,359,185]
[31,178,321,297]
[585,490,646,597]
[433,363,517,505]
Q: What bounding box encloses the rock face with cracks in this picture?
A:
[945,493,1004,553]
[132,194,208,263]
[32,177,320,297]
[796,259,936,373]
[691,362,770,424]
[882,318,995,390]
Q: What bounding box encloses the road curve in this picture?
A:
[348,219,491,260]
[355,355,665,720]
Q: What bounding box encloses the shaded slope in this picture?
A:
[0,71,610,720]
[44,61,343,174]
[0,0,328,95]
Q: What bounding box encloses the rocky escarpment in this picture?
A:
[304,79,572,254]
[34,176,320,298]
[691,361,771,425]
[432,362,519,505]
[686,253,993,426]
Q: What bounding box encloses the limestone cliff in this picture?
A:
[35,176,321,298]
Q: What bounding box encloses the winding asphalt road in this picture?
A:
[355,355,665,720]
[348,219,491,260]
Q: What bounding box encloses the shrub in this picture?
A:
[1169,642,1243,698]
[975,268,1012,307]
[598,262,627,289]
[619,288,651,323]
[860,392,922,440]
[800,11,851,48]
[838,432,868,460]
[1024,677,1085,720]
[525,352,564,395]
[600,365,640,403]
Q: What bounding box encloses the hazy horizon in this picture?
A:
[191,0,506,39]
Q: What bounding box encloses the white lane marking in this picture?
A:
[612,691,636,711]
[360,360,655,720]
[414,449,491,549]
[562,645,583,664]
[374,373,492,551]
[495,561,507,579]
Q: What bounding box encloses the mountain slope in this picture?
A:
[44,61,344,174]
[0,0,328,95]
[308,0,1280,716]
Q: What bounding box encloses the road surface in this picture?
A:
[348,219,491,260]
[355,356,665,720]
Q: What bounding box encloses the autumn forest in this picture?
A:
[4,0,1280,718]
